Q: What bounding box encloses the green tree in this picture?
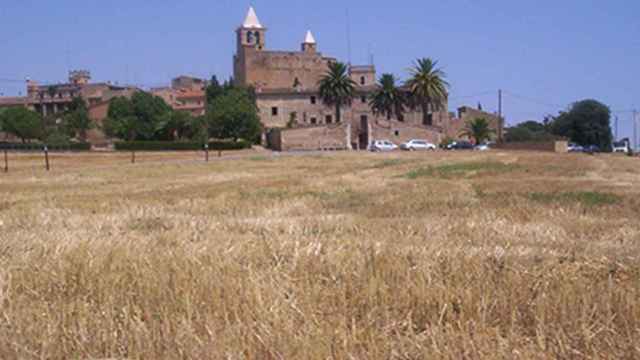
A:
[369,74,406,120]
[405,58,449,126]
[207,88,261,142]
[205,75,224,105]
[460,117,494,145]
[156,111,192,140]
[62,97,93,141]
[104,92,172,141]
[318,62,356,123]
[549,99,613,150]
[0,107,43,143]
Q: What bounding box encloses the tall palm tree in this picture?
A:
[460,117,495,145]
[405,58,449,126]
[318,62,356,123]
[369,74,406,121]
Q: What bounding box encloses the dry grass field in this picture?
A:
[0,150,639,359]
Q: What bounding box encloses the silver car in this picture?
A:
[400,139,437,151]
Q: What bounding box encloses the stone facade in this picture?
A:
[233,7,456,150]
[445,106,504,143]
[151,76,207,116]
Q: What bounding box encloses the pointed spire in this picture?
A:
[242,6,263,29]
[304,30,316,44]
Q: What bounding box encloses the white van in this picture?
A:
[612,140,630,154]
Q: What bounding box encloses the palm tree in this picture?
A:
[405,58,449,126]
[369,74,406,121]
[460,117,495,145]
[318,62,356,123]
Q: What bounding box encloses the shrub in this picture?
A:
[113,140,252,152]
[0,142,91,151]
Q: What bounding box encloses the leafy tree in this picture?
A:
[184,115,209,143]
[318,62,356,123]
[156,111,193,140]
[62,97,92,141]
[549,99,613,150]
[205,75,224,105]
[460,117,494,145]
[131,92,172,140]
[103,115,140,141]
[505,120,558,143]
[369,74,406,120]
[207,88,261,142]
[104,92,172,141]
[405,58,449,126]
[0,107,43,143]
[107,96,135,120]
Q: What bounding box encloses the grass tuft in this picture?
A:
[528,191,622,206]
[406,161,520,179]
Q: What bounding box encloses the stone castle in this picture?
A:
[233,7,502,150]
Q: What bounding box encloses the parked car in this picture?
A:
[583,145,601,153]
[567,143,584,152]
[400,139,437,151]
[369,140,398,152]
[474,143,492,151]
[612,140,630,154]
[446,141,474,150]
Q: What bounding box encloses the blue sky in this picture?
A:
[1,0,638,139]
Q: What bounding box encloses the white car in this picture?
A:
[474,143,491,151]
[612,140,630,154]
[369,140,398,152]
[400,139,437,151]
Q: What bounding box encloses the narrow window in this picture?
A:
[310,117,317,124]
[325,115,333,124]
[310,96,316,104]
[360,76,365,85]
[361,96,367,104]
[394,130,400,136]
[271,107,278,116]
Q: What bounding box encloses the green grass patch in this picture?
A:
[406,161,520,179]
[528,191,621,207]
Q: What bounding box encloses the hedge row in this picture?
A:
[114,140,252,151]
[0,142,91,151]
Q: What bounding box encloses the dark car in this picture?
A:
[447,141,474,150]
[583,145,600,153]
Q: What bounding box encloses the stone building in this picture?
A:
[233,7,453,151]
[151,75,208,116]
[0,71,137,144]
[0,71,136,118]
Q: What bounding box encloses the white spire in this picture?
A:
[242,6,263,29]
[304,30,316,44]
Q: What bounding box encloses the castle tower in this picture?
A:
[236,6,266,51]
[301,30,317,53]
[69,70,91,85]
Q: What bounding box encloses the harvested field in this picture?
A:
[0,150,638,358]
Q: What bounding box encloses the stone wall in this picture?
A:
[369,120,443,149]
[493,141,568,153]
[238,49,335,91]
[268,123,350,151]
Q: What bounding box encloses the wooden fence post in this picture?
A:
[44,145,50,171]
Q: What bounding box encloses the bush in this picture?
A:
[114,140,252,152]
[0,142,91,151]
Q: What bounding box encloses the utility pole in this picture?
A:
[498,89,503,142]
[634,110,638,152]
[614,115,619,141]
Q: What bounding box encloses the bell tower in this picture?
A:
[236,6,266,51]
[234,6,267,86]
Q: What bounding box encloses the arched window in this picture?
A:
[246,31,254,44]
[255,31,261,44]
